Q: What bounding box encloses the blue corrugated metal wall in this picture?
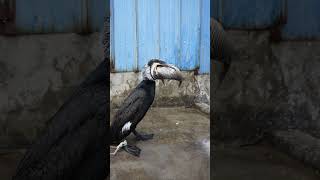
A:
[111,0,210,73]
[13,0,108,33]
[212,0,284,29]
[2,1,319,39]
[211,0,320,40]
[282,0,320,40]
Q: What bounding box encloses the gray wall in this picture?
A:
[110,72,209,109]
[0,33,103,148]
[212,30,320,143]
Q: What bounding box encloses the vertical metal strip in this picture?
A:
[177,0,181,67]
[134,0,139,71]
[198,0,202,68]
[80,0,89,33]
[85,0,89,32]
[200,0,210,74]
[179,0,182,68]
[282,0,288,24]
[219,0,223,22]
[157,0,160,57]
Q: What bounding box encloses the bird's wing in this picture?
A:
[112,87,148,135]
[13,85,107,179]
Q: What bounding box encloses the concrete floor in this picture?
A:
[213,143,320,180]
[110,107,210,180]
[1,107,318,180]
[0,107,209,180]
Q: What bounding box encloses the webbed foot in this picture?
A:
[123,144,141,157]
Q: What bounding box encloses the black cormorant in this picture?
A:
[12,60,108,180]
[12,16,110,180]
[110,59,183,157]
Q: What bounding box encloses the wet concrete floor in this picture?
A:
[110,107,210,180]
[1,107,319,180]
[0,107,210,180]
[213,142,320,180]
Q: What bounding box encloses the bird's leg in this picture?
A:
[133,130,154,141]
[110,140,127,156]
[123,144,141,157]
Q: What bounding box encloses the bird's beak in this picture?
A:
[153,63,183,87]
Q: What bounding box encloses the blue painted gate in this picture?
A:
[111,0,210,73]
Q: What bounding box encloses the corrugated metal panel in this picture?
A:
[180,0,201,70]
[88,0,109,32]
[200,0,210,73]
[111,0,210,73]
[2,0,108,34]
[15,0,83,33]
[112,0,137,72]
[212,0,285,29]
[137,0,160,70]
[281,0,320,40]
[212,0,320,40]
[159,0,180,67]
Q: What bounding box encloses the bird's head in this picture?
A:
[142,59,183,86]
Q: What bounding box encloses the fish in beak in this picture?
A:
[151,62,184,86]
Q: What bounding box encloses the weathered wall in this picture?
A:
[110,72,210,109]
[0,33,104,148]
[212,30,320,143]
[271,42,320,138]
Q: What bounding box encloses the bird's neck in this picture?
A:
[137,80,156,93]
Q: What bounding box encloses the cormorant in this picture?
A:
[12,60,108,180]
[12,16,110,180]
[110,59,183,157]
